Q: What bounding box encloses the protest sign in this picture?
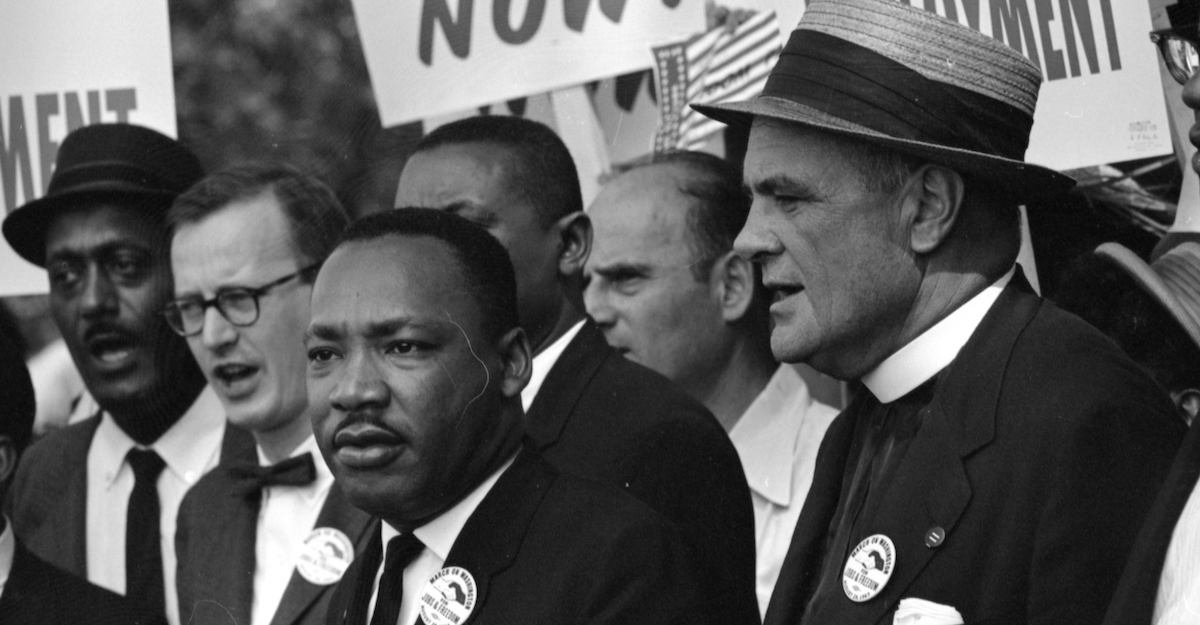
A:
[353,0,706,127]
[702,0,1172,172]
[0,0,178,295]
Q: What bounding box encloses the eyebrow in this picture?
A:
[747,174,822,203]
[306,316,444,342]
[592,261,651,278]
[47,240,151,262]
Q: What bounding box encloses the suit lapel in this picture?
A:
[40,417,99,577]
[267,485,373,625]
[437,450,554,625]
[186,470,259,625]
[1104,416,1200,624]
[838,274,1039,625]
[524,321,607,448]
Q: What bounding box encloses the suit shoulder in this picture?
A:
[587,351,722,431]
[9,545,157,625]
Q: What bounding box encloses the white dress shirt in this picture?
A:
[251,435,335,625]
[729,365,838,618]
[85,385,226,625]
[1154,478,1200,623]
[0,518,14,600]
[521,320,584,410]
[368,455,516,625]
[862,269,1012,402]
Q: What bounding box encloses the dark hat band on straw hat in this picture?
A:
[763,30,1034,162]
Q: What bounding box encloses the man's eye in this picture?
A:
[106,252,148,280]
[47,262,81,290]
[385,341,423,356]
[307,347,340,363]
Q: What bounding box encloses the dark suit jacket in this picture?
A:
[0,539,162,625]
[326,448,705,625]
[525,321,757,625]
[8,414,254,577]
[1102,413,1200,625]
[175,468,372,625]
[763,275,1183,625]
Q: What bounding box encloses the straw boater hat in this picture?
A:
[2,123,204,267]
[1094,241,1200,352]
[692,0,1075,200]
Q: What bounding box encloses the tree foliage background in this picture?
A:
[169,0,420,217]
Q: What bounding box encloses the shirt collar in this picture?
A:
[383,453,517,561]
[728,366,812,506]
[521,320,585,410]
[92,385,226,488]
[0,516,14,592]
[863,268,1013,403]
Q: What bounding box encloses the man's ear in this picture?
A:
[711,251,756,323]
[904,164,966,255]
[554,211,592,277]
[1174,388,1200,427]
[0,435,16,485]
[496,327,533,399]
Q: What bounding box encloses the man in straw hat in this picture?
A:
[2,124,249,625]
[693,0,1184,623]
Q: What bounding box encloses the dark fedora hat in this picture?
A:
[2,123,204,267]
[692,0,1075,201]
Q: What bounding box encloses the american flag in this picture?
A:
[651,11,782,153]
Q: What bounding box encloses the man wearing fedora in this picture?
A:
[1097,6,1200,622]
[694,0,1183,623]
[2,123,249,625]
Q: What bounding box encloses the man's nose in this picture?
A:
[329,351,389,413]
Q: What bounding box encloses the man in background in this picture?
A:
[167,164,369,625]
[585,151,837,617]
[3,124,242,625]
[394,116,758,623]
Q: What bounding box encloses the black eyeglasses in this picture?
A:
[163,265,318,337]
[1151,24,1200,85]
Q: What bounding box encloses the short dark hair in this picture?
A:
[167,163,351,272]
[337,208,519,340]
[414,116,582,226]
[0,328,35,460]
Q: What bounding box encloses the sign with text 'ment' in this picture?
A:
[757,0,1171,172]
[0,0,179,296]
[352,0,707,127]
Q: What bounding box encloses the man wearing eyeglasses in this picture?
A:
[1102,5,1200,624]
[2,123,240,625]
[164,163,369,625]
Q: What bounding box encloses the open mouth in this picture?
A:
[214,363,259,385]
[771,284,805,303]
[84,330,138,367]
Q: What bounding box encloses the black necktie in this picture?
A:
[226,452,317,497]
[125,448,166,619]
[370,534,426,625]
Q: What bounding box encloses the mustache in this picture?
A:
[82,321,137,344]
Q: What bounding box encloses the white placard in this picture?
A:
[0,0,179,295]
[353,0,707,127]
[746,0,1173,172]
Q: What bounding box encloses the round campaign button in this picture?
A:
[842,534,896,602]
[296,527,355,585]
[419,566,478,625]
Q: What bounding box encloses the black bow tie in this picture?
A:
[227,452,317,497]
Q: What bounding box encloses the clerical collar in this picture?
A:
[863,268,1014,403]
